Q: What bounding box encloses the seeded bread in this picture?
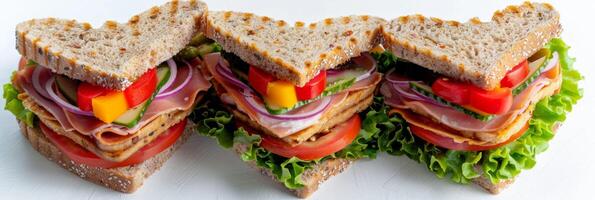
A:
[383,2,561,90]
[15,0,207,90]
[234,142,352,199]
[205,12,385,87]
[18,120,194,193]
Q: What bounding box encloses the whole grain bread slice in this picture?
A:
[383,2,561,90]
[234,143,352,199]
[205,11,385,86]
[18,120,194,193]
[15,0,207,90]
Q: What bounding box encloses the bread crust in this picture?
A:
[205,12,385,87]
[233,143,352,198]
[17,120,194,193]
[15,0,208,90]
[383,2,561,90]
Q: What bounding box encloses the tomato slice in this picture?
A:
[468,86,513,114]
[260,115,361,161]
[501,60,530,88]
[432,78,469,105]
[295,70,326,101]
[40,119,187,168]
[124,68,157,108]
[248,66,275,95]
[409,122,529,151]
[77,82,112,111]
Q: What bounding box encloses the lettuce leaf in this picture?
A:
[375,38,583,184]
[192,90,384,189]
[3,75,36,127]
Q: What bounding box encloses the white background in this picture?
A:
[1,0,593,199]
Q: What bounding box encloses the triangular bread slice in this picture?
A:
[205,11,385,86]
[15,0,207,90]
[383,2,561,90]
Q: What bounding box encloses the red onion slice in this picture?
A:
[215,60,253,93]
[45,77,94,116]
[540,52,559,73]
[158,59,178,94]
[32,66,52,99]
[244,93,331,120]
[156,61,193,99]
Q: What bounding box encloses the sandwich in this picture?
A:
[3,0,220,193]
[193,11,386,198]
[375,2,582,193]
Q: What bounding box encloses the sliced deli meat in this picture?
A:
[16,63,210,140]
[381,57,562,135]
[204,53,379,138]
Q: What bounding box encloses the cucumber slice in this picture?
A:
[512,55,549,95]
[55,75,79,105]
[409,82,494,121]
[264,78,356,114]
[113,66,171,127]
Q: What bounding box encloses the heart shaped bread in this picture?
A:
[205,11,385,87]
[383,2,561,90]
[15,0,207,90]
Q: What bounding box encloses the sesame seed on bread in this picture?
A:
[205,11,385,87]
[383,2,561,90]
[15,0,207,90]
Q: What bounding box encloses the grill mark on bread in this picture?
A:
[105,21,118,30]
[82,23,92,31]
[149,6,161,19]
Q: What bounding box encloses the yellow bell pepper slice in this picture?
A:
[266,80,298,108]
[92,91,129,123]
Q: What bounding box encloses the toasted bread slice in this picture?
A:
[383,2,561,90]
[15,0,207,90]
[17,120,194,193]
[234,140,352,198]
[205,11,385,86]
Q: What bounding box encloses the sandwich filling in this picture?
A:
[202,52,381,141]
[4,34,218,166]
[381,44,563,149]
[374,38,582,184]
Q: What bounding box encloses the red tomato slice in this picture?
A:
[124,68,157,107]
[409,122,529,151]
[468,86,513,114]
[248,66,275,95]
[260,115,361,161]
[501,60,530,88]
[432,78,470,105]
[40,119,187,168]
[77,82,112,111]
[295,70,326,101]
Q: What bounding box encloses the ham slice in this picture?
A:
[381,60,560,133]
[203,53,374,138]
[16,62,211,138]
[16,67,74,131]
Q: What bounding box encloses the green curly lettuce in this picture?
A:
[371,50,398,73]
[191,90,383,189]
[375,38,583,184]
[3,73,36,127]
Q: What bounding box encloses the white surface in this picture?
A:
[0,0,593,199]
